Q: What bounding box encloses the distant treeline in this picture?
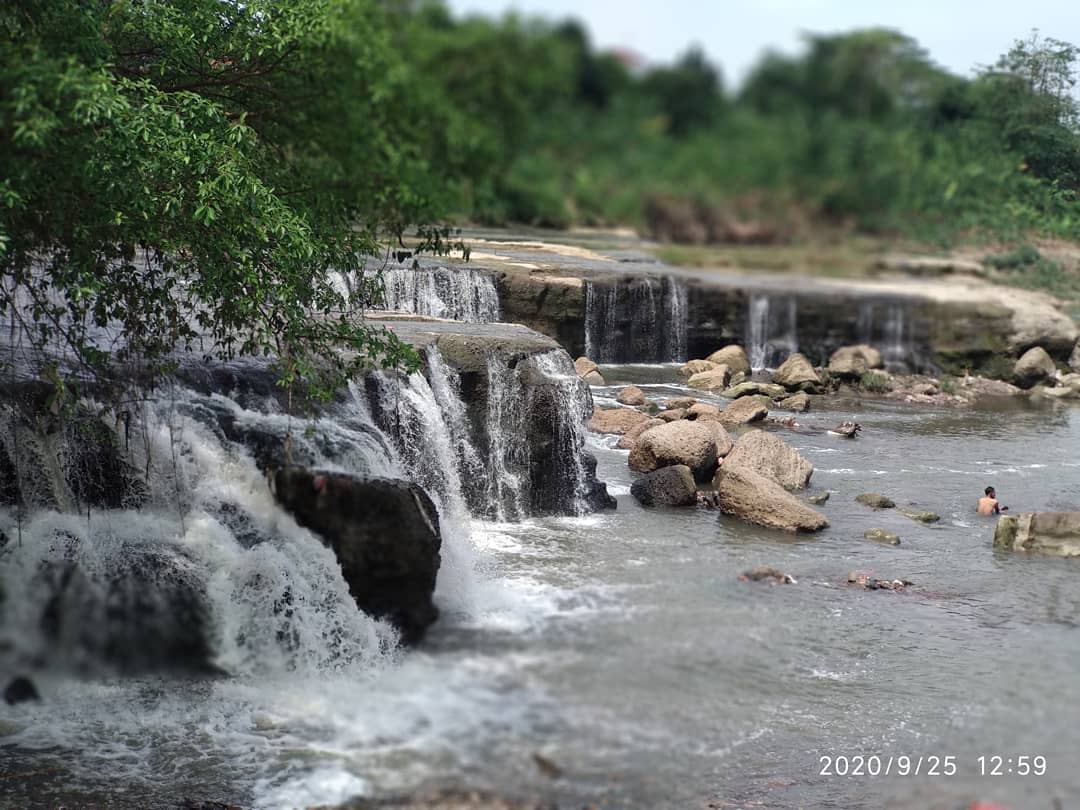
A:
[398,3,1080,242]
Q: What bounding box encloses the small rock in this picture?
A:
[807,492,830,505]
[616,385,646,406]
[688,365,732,391]
[772,352,823,392]
[678,359,717,378]
[722,381,786,399]
[864,528,901,545]
[828,344,885,379]
[658,408,686,422]
[705,345,751,376]
[900,508,940,524]
[740,565,797,584]
[4,676,40,706]
[574,356,605,386]
[717,397,768,426]
[828,421,861,438]
[856,493,895,509]
[775,391,811,412]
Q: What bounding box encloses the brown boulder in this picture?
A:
[772,352,822,392]
[616,385,647,406]
[616,418,664,449]
[719,430,813,490]
[574,356,605,386]
[588,407,650,435]
[658,408,687,422]
[688,365,731,391]
[715,465,828,533]
[686,402,720,419]
[705,345,751,376]
[628,419,720,481]
[775,391,811,412]
[717,397,768,426]
[678,359,717,378]
[827,345,884,379]
[630,465,698,507]
[1013,346,1056,389]
[665,396,697,409]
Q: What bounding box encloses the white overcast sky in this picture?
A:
[446,0,1079,85]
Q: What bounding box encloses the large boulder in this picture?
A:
[687,365,731,391]
[705,345,751,376]
[588,407,650,435]
[1007,301,1079,357]
[994,512,1080,557]
[719,430,813,490]
[828,345,884,379]
[574,356,605,386]
[274,468,441,644]
[616,417,665,449]
[678,359,717,378]
[616,385,646,406]
[715,465,828,533]
[628,420,720,481]
[721,381,786,399]
[704,421,734,457]
[772,353,822,392]
[630,464,698,507]
[1013,346,1056,389]
[717,396,768,426]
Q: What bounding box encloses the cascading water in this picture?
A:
[855,300,915,371]
[482,354,530,521]
[583,276,688,363]
[377,264,501,323]
[746,293,798,369]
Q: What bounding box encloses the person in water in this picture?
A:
[977,486,1008,515]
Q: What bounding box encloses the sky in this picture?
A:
[446,0,1080,85]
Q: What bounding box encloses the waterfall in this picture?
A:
[746,294,798,370]
[377,264,500,323]
[854,301,914,371]
[483,353,530,521]
[583,276,688,363]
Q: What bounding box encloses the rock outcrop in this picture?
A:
[274,468,442,644]
[630,464,698,507]
[828,345,884,379]
[993,512,1080,557]
[628,420,721,481]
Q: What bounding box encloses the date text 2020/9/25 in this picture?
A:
[819,755,1048,777]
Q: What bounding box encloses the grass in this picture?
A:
[982,245,1080,300]
[858,371,892,393]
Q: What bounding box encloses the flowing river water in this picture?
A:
[3,364,1080,810]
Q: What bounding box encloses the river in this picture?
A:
[2,364,1079,810]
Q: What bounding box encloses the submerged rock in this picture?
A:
[630,464,697,507]
[900,508,940,524]
[828,344,884,379]
[705,345,751,376]
[740,566,796,584]
[1013,346,1056,389]
[994,512,1080,557]
[856,493,895,509]
[847,571,912,591]
[628,419,722,481]
[273,468,441,644]
[3,676,40,705]
[864,528,901,545]
[807,491,830,505]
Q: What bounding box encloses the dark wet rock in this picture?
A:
[580,451,617,512]
[696,489,720,508]
[628,420,721,481]
[994,512,1080,557]
[705,345,751,376]
[180,801,245,810]
[900,508,940,524]
[588,407,650,435]
[740,565,796,584]
[630,464,697,507]
[775,391,811,412]
[1013,346,1056,389]
[828,344,885,379]
[720,430,814,491]
[4,676,40,705]
[273,467,441,644]
[772,353,822,392]
[807,492,830,505]
[864,528,901,545]
[829,421,861,438]
[332,789,557,810]
[856,493,895,509]
[616,385,646,406]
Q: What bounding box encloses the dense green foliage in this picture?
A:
[3,1,1079,396]
[1,0,465,396]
